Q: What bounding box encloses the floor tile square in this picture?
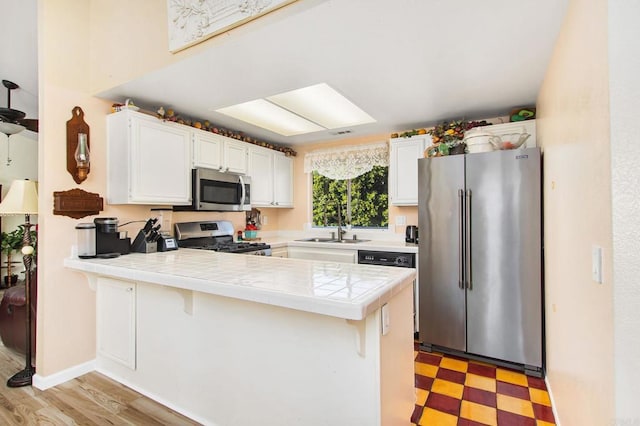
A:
[529,388,551,406]
[415,388,429,406]
[436,367,466,385]
[497,380,530,400]
[458,419,491,426]
[467,362,497,379]
[415,374,434,391]
[440,356,468,373]
[416,351,442,366]
[497,409,537,426]
[460,400,497,426]
[464,373,497,393]
[431,378,464,399]
[526,375,547,390]
[426,392,462,416]
[415,362,438,378]
[496,368,529,387]
[532,402,556,423]
[497,394,535,418]
[411,404,423,424]
[463,386,497,408]
[418,407,458,426]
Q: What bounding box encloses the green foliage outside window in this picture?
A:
[311,166,389,228]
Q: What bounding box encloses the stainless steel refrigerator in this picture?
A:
[418,147,543,375]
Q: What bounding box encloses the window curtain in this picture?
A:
[303,142,389,180]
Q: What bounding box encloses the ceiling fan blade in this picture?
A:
[20,118,38,133]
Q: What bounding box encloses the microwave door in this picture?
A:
[238,175,246,210]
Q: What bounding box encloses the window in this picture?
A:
[311,166,388,228]
[305,142,389,229]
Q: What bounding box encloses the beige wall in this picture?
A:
[536,0,614,423]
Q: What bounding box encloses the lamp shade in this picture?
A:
[0,179,38,216]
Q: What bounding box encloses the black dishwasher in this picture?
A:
[357,250,415,268]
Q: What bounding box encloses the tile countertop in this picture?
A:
[64,250,416,321]
[263,237,419,253]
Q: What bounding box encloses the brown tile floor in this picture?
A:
[411,343,555,425]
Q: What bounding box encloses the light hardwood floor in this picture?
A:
[0,343,201,425]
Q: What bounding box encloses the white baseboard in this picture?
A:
[32,359,96,390]
[545,375,561,425]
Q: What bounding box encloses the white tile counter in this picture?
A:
[64,248,415,320]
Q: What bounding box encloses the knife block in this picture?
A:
[131,230,158,253]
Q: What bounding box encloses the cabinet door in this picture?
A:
[390,136,429,206]
[130,117,191,204]
[248,147,274,206]
[273,154,293,207]
[193,131,223,170]
[224,139,248,174]
[97,278,136,370]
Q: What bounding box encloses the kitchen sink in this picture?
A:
[295,237,337,242]
[295,238,370,244]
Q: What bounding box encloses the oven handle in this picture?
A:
[238,175,246,210]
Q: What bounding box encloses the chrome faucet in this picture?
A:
[336,203,346,241]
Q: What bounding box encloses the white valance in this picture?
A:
[303,142,389,180]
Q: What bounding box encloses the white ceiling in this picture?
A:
[4,0,569,147]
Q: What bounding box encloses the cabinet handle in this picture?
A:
[127,287,133,292]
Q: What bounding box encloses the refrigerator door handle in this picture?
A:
[458,189,465,289]
[465,189,473,290]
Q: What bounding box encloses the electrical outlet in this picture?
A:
[592,245,603,284]
[262,215,268,226]
[381,304,390,335]
[395,215,406,226]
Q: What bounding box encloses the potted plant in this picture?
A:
[0,225,37,287]
[1,228,24,286]
[425,119,489,157]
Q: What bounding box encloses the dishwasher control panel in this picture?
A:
[357,250,416,268]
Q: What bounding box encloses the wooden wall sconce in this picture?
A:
[66,106,91,184]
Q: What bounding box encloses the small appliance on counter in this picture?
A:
[405,225,419,244]
[94,217,131,258]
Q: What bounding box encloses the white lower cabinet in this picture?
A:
[287,246,356,263]
[107,110,191,205]
[248,145,293,208]
[389,135,430,206]
[97,277,136,370]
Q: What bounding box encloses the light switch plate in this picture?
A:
[592,245,603,284]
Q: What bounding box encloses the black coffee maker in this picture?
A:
[94,217,131,258]
[405,225,419,244]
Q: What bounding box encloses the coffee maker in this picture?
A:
[94,217,131,257]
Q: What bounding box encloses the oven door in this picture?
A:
[194,168,251,211]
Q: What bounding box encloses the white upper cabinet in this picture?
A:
[273,153,293,207]
[107,110,191,205]
[192,130,248,174]
[389,135,430,206]
[247,145,293,208]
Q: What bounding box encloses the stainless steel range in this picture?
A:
[175,220,271,256]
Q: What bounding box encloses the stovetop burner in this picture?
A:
[175,220,271,255]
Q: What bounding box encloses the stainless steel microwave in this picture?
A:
[175,168,251,212]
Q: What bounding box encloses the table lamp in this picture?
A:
[0,179,38,387]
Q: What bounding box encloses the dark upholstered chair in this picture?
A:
[0,270,36,356]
